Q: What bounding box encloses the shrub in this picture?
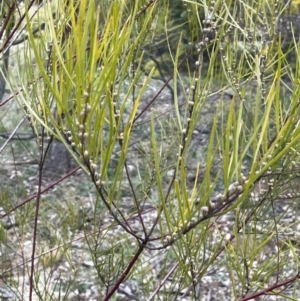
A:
[1,0,300,300]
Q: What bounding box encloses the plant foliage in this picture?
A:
[1,0,300,300]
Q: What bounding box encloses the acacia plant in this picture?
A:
[1,0,300,300]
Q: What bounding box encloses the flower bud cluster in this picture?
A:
[135,0,156,18]
[64,101,94,169]
[195,1,217,55]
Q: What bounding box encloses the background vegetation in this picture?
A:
[1,0,300,300]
